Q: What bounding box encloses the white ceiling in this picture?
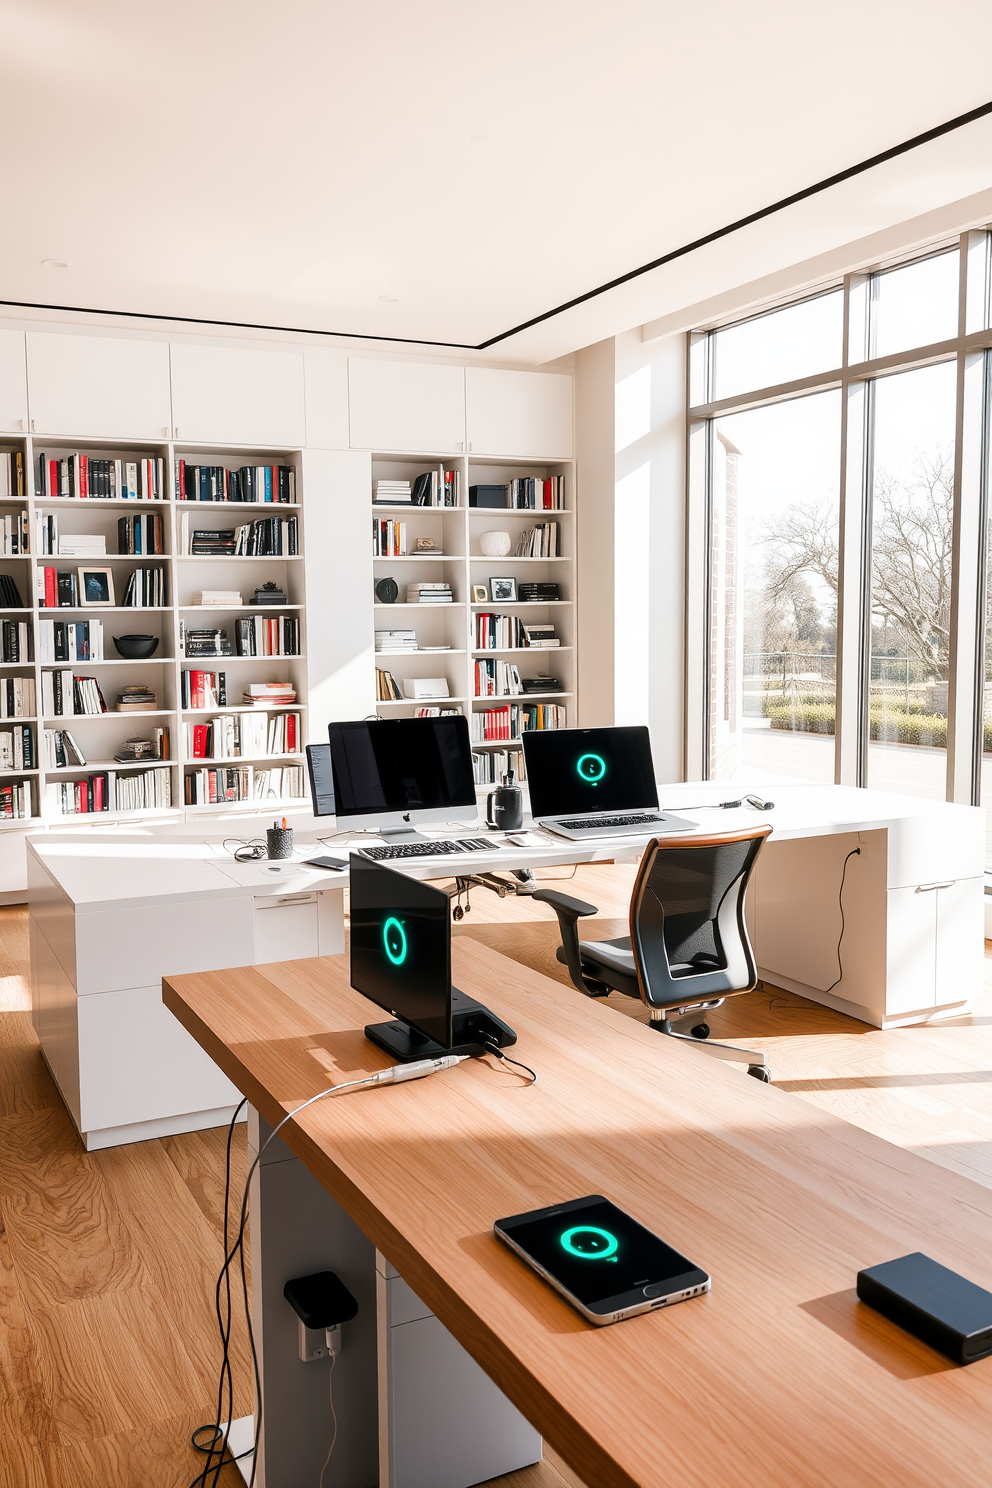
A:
[3,0,992,363]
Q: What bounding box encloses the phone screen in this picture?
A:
[497,1196,699,1307]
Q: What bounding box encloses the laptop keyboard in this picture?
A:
[556,813,664,830]
[359,838,494,861]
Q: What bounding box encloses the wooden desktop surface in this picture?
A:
[163,941,992,1488]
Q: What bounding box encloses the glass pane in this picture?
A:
[872,251,959,359]
[709,391,841,783]
[981,354,992,865]
[867,361,956,798]
[710,292,843,401]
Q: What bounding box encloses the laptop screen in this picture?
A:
[522,726,659,819]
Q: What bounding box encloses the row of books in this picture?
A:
[184,711,301,760]
[469,703,566,742]
[42,729,87,768]
[375,629,418,652]
[0,451,25,497]
[234,615,300,657]
[0,725,35,772]
[122,568,167,607]
[474,659,523,698]
[0,676,35,718]
[40,671,109,717]
[117,513,165,555]
[39,565,167,609]
[177,463,296,503]
[374,468,459,507]
[0,574,24,608]
[376,668,403,701]
[181,669,227,709]
[1,619,30,663]
[35,515,115,557]
[507,477,565,510]
[413,706,460,718]
[44,766,172,816]
[1,511,28,555]
[37,454,166,501]
[183,764,305,806]
[372,519,408,556]
[38,618,104,663]
[474,614,559,649]
[472,748,525,785]
[182,514,299,557]
[515,522,560,558]
[0,780,32,817]
[181,625,232,659]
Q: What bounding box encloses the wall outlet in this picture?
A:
[298,1319,327,1363]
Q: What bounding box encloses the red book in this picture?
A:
[49,460,58,500]
[93,774,103,812]
[80,454,88,499]
[178,458,186,500]
[44,567,56,609]
[193,723,208,758]
[286,712,296,752]
[191,671,205,709]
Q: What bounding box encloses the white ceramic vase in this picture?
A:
[480,530,512,557]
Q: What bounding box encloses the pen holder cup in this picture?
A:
[266,827,294,860]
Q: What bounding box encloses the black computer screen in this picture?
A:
[329,716,476,820]
[522,726,659,818]
[349,856,451,1048]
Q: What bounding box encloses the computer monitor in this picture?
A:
[521,725,659,820]
[305,743,336,817]
[328,716,477,841]
[349,856,516,1060]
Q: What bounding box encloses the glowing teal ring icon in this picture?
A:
[576,753,607,785]
[383,917,408,966]
[560,1225,619,1260]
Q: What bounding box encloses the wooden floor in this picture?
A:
[2,860,991,1485]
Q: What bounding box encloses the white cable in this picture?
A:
[318,1352,338,1488]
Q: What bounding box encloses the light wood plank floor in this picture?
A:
[2,861,990,1485]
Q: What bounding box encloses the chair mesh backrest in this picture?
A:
[629,830,768,1008]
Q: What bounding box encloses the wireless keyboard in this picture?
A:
[555,813,664,830]
[359,838,495,861]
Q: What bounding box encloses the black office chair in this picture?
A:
[534,826,772,1081]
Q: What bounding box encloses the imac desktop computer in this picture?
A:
[328,715,479,844]
[350,855,516,1060]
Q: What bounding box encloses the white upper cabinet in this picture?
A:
[170,344,306,448]
[0,331,27,433]
[303,349,350,449]
[27,332,172,440]
[465,368,573,458]
[349,358,465,452]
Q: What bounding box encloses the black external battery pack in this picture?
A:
[856,1252,992,1364]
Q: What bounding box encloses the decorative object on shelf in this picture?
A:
[469,484,509,509]
[116,684,157,713]
[249,582,288,606]
[472,584,489,603]
[114,736,160,762]
[401,678,450,699]
[375,577,399,605]
[113,634,160,659]
[489,577,517,602]
[413,536,442,554]
[76,566,115,606]
[480,531,511,557]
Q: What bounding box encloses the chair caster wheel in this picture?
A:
[690,1023,710,1040]
[452,906,464,921]
[747,1065,771,1082]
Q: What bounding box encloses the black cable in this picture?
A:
[824,847,862,992]
[478,1031,537,1085]
[223,837,267,861]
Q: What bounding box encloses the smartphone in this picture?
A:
[494,1194,710,1326]
[304,855,348,871]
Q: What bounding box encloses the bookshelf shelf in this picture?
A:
[0,768,40,776]
[473,691,572,703]
[472,646,572,656]
[179,604,304,612]
[187,752,303,766]
[42,710,176,722]
[180,704,303,716]
[34,498,172,509]
[178,555,305,562]
[44,758,172,774]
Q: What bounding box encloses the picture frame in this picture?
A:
[77,566,115,606]
[489,577,517,603]
[471,583,489,603]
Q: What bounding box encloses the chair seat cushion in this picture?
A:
[555,936,635,978]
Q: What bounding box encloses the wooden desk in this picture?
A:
[164,939,992,1488]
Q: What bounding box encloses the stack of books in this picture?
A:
[39,618,103,663]
[116,684,157,713]
[518,582,562,603]
[37,453,165,500]
[523,623,560,648]
[375,629,417,652]
[0,574,24,608]
[374,479,411,504]
[181,513,299,556]
[57,533,107,558]
[242,682,297,707]
[195,590,242,606]
[514,522,559,558]
[180,624,233,658]
[1,511,28,555]
[188,527,237,556]
[406,581,453,604]
[1,619,30,663]
[0,724,36,771]
[0,677,35,718]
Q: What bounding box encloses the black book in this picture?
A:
[240,467,256,502]
[57,572,74,607]
[0,574,24,607]
[411,472,432,507]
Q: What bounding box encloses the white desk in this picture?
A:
[27,782,986,1149]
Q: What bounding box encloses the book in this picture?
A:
[36,453,164,500]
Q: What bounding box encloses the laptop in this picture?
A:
[520,725,696,841]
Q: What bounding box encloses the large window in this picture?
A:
[691,235,992,865]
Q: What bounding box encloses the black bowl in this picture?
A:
[113,634,160,659]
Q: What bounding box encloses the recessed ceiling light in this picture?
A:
[42,258,70,269]
[378,295,399,304]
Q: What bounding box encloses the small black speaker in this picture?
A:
[375,576,399,604]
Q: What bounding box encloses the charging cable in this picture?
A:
[477,1030,537,1085]
[191,1055,470,1488]
[824,846,861,991]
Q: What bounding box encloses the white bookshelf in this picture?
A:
[369,453,576,791]
[0,434,309,846]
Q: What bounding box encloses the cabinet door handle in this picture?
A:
[915,881,954,892]
[30,418,36,432]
